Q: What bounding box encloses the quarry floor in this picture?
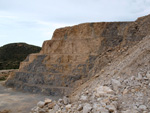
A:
[0,81,59,113]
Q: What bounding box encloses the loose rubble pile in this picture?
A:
[31,70,150,113]
[31,87,118,113]
[31,36,150,112]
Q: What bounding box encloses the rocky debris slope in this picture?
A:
[5,14,150,97]
[31,36,150,113]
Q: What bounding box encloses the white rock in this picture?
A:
[31,107,39,112]
[123,88,128,95]
[111,79,121,91]
[139,105,147,110]
[58,98,63,105]
[96,107,109,113]
[137,72,142,80]
[106,105,116,112]
[95,86,113,97]
[83,103,92,113]
[77,104,83,111]
[122,109,138,113]
[130,76,135,80]
[53,104,59,111]
[93,103,100,109]
[63,96,70,105]
[44,98,52,104]
[80,95,88,101]
[37,101,45,108]
[48,109,55,113]
[38,109,46,113]
[65,104,72,109]
[146,71,150,79]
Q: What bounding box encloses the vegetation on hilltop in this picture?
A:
[0,43,41,70]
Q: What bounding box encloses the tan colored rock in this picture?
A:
[48,102,55,109]
[44,98,52,104]
[65,104,72,110]
[95,86,114,97]
[123,88,128,95]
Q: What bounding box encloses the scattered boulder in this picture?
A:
[63,96,70,105]
[37,101,45,108]
[111,79,121,91]
[146,71,150,79]
[95,86,114,97]
[83,103,92,113]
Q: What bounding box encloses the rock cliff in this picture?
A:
[5,14,150,96]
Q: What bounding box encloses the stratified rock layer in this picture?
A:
[5,14,150,96]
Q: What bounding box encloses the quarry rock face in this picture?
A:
[5,14,150,96]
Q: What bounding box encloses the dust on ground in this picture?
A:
[0,81,59,113]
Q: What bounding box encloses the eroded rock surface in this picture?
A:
[31,35,150,113]
[5,14,150,97]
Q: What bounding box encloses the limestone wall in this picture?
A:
[5,14,150,96]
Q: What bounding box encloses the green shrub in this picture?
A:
[0,43,41,70]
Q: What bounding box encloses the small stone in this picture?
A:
[39,109,46,113]
[58,98,63,106]
[85,90,89,94]
[63,96,70,105]
[143,111,148,113]
[146,71,150,79]
[137,72,142,80]
[123,88,128,95]
[83,103,92,113]
[95,86,113,97]
[106,105,116,112]
[122,109,138,113]
[80,95,88,101]
[65,104,72,109]
[52,104,59,112]
[111,79,121,91]
[37,101,45,108]
[48,109,55,113]
[130,76,135,80]
[139,105,147,110]
[131,88,135,92]
[101,69,105,73]
[77,104,83,111]
[95,74,99,77]
[97,107,109,113]
[44,98,52,104]
[58,98,63,103]
[48,102,55,109]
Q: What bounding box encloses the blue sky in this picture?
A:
[0,0,150,47]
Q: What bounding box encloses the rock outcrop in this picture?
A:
[31,35,150,113]
[5,14,150,97]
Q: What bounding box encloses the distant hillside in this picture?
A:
[0,43,41,70]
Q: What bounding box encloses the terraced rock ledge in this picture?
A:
[5,14,150,99]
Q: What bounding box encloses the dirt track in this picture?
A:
[0,81,59,113]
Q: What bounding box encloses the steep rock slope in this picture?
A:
[68,35,150,113]
[5,14,150,96]
[31,35,150,113]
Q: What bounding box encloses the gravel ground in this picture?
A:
[0,81,59,113]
